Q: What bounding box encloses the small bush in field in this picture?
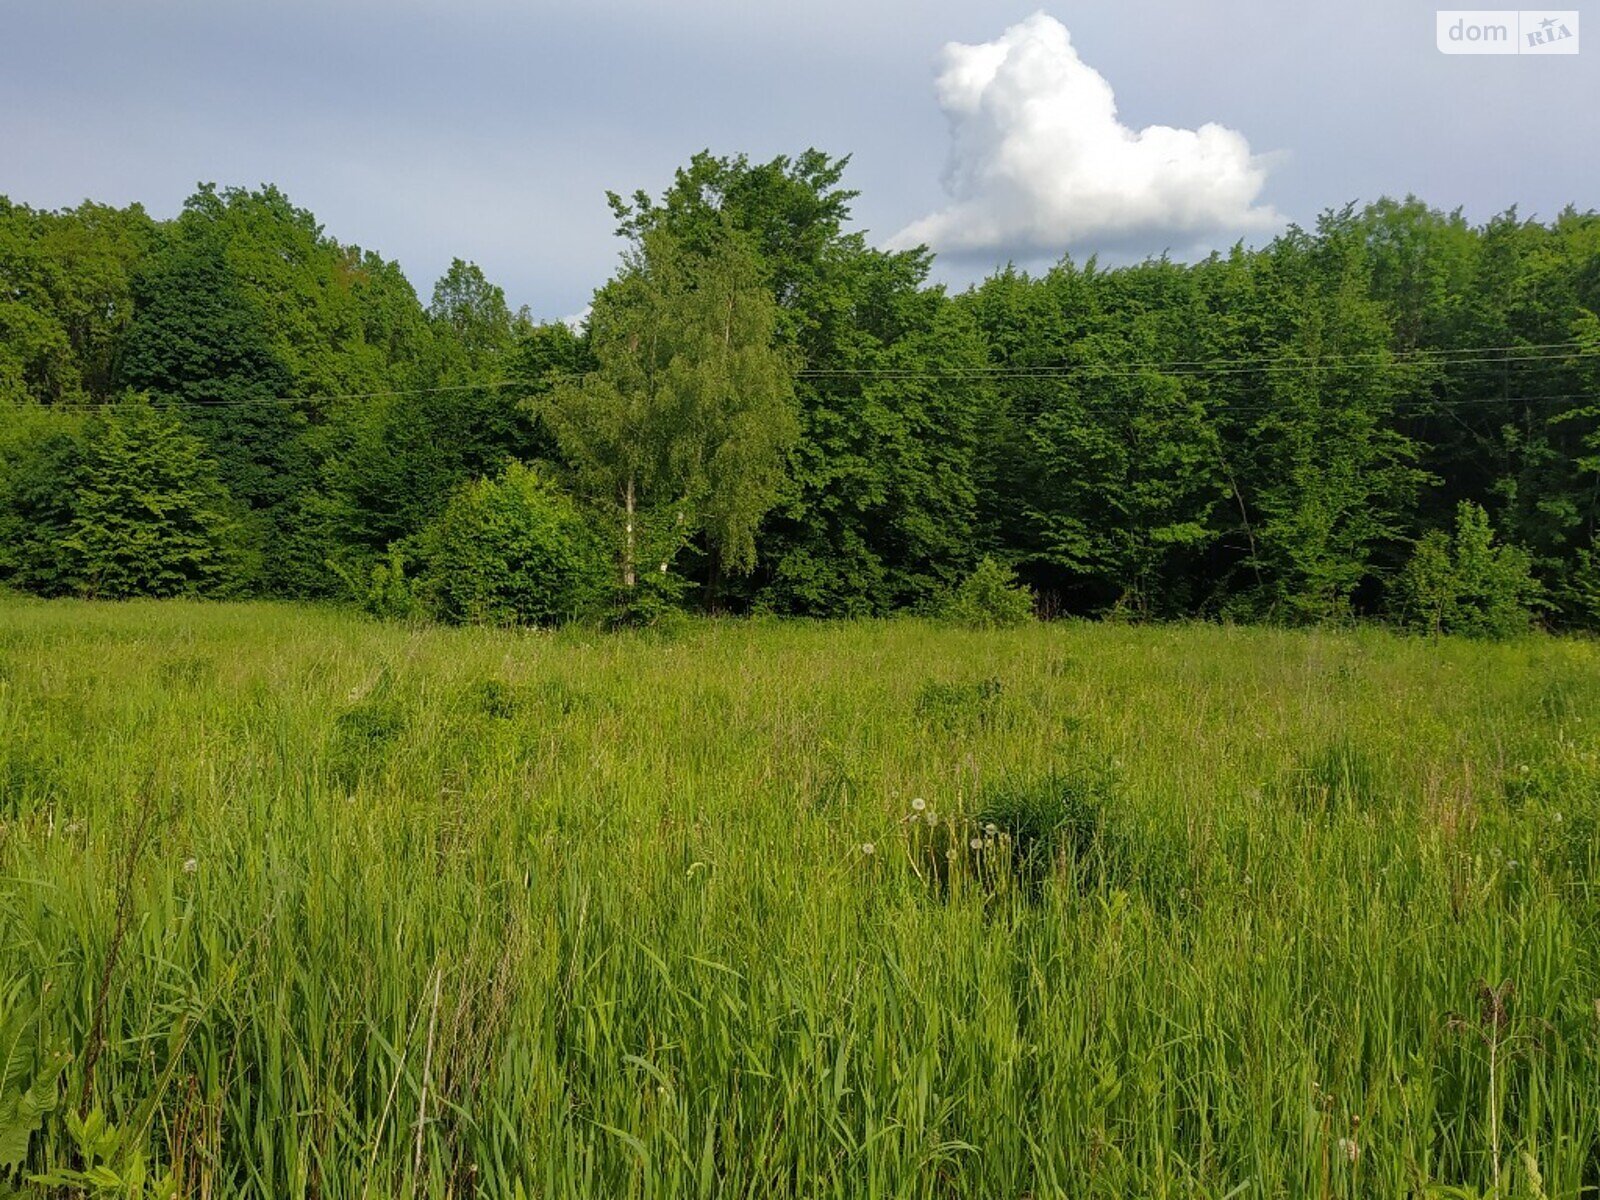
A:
[943,557,1034,629]
[974,770,1110,885]
[330,544,422,621]
[908,771,1117,901]
[418,463,605,627]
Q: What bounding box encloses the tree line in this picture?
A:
[3,151,1598,632]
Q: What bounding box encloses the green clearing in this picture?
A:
[0,596,1597,1197]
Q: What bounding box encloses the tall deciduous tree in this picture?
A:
[545,229,796,603]
[610,151,993,614]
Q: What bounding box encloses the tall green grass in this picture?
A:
[0,596,1596,1197]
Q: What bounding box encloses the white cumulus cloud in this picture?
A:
[891,13,1283,260]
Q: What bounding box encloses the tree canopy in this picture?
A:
[2,161,1597,632]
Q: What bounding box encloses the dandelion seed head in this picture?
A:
[182,857,197,874]
[911,797,927,812]
[969,836,984,850]
[861,842,875,856]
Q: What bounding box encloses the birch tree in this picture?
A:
[545,229,796,604]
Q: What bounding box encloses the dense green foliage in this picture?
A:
[1397,500,1544,638]
[1,400,239,598]
[546,227,796,604]
[3,165,1598,632]
[0,599,1596,1195]
[416,462,605,627]
[943,555,1035,628]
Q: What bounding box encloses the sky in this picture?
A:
[2,1,1595,321]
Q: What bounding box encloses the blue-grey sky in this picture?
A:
[3,1,1594,320]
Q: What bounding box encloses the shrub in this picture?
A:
[56,400,244,599]
[974,770,1110,882]
[0,399,85,595]
[905,770,1113,900]
[1556,538,1600,630]
[1396,501,1541,638]
[943,557,1034,629]
[418,463,605,626]
[330,545,422,621]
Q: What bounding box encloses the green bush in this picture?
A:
[1557,538,1600,630]
[418,463,604,626]
[0,399,85,595]
[330,545,422,621]
[1396,501,1542,638]
[59,400,245,599]
[974,770,1110,880]
[943,556,1034,629]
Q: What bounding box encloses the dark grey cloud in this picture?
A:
[3,1,1595,317]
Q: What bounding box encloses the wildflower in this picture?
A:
[984,822,998,836]
[924,810,937,826]
[861,843,875,857]
[911,797,927,812]
[969,836,984,851]
[182,858,198,874]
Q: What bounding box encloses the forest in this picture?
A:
[3,149,1599,632]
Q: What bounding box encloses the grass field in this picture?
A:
[0,596,1597,1198]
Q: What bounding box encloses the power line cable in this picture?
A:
[32,341,1600,411]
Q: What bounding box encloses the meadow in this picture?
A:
[0,595,1597,1198]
